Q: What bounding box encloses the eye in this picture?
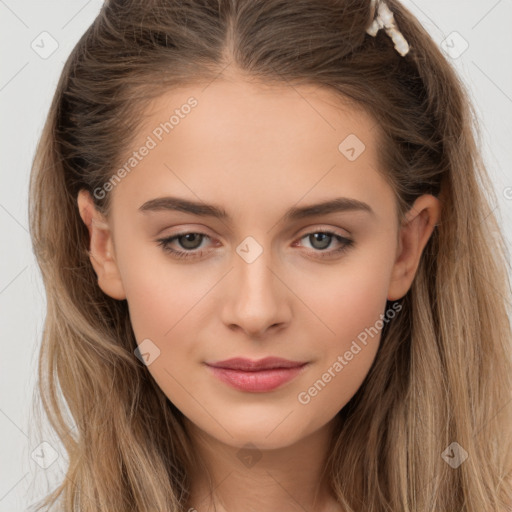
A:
[293,229,354,260]
[156,228,354,261]
[156,231,214,260]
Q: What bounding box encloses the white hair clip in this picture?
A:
[366,0,410,57]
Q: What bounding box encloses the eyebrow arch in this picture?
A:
[138,196,375,221]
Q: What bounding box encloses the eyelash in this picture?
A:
[156,229,354,261]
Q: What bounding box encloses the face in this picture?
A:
[78,76,439,450]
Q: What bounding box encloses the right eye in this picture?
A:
[156,232,215,260]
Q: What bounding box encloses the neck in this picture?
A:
[183,417,342,512]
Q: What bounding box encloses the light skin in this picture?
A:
[77,74,440,511]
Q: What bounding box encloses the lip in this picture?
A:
[206,356,307,371]
[205,357,309,392]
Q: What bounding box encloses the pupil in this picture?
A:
[181,233,202,249]
[311,233,331,250]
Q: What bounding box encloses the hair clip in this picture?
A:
[366,0,410,57]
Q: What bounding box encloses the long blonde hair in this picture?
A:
[28,0,512,510]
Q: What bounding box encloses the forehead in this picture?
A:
[137,78,380,157]
[108,78,395,224]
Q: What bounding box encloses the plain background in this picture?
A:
[1,1,511,510]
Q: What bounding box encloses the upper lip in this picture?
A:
[206,357,307,371]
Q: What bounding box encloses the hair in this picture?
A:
[28,0,512,510]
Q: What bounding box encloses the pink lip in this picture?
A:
[207,356,307,371]
[205,357,309,392]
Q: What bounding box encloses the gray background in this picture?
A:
[1,1,511,510]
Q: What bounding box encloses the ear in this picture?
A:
[387,194,441,301]
[77,189,126,300]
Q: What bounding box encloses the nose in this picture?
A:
[220,246,292,339]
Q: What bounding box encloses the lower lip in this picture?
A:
[205,364,308,392]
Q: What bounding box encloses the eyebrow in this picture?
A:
[138,196,374,221]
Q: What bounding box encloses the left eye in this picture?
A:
[293,230,354,259]
[299,231,345,251]
[156,229,353,260]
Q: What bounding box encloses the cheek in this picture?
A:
[122,261,213,400]
[293,250,394,411]
[123,263,210,350]
[299,245,393,344]
[114,231,208,339]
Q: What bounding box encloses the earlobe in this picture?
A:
[387,194,440,301]
[77,189,126,301]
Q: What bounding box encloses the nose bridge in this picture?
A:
[235,234,281,306]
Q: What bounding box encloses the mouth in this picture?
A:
[206,356,307,371]
[204,357,309,392]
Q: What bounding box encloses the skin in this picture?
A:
[78,73,440,511]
